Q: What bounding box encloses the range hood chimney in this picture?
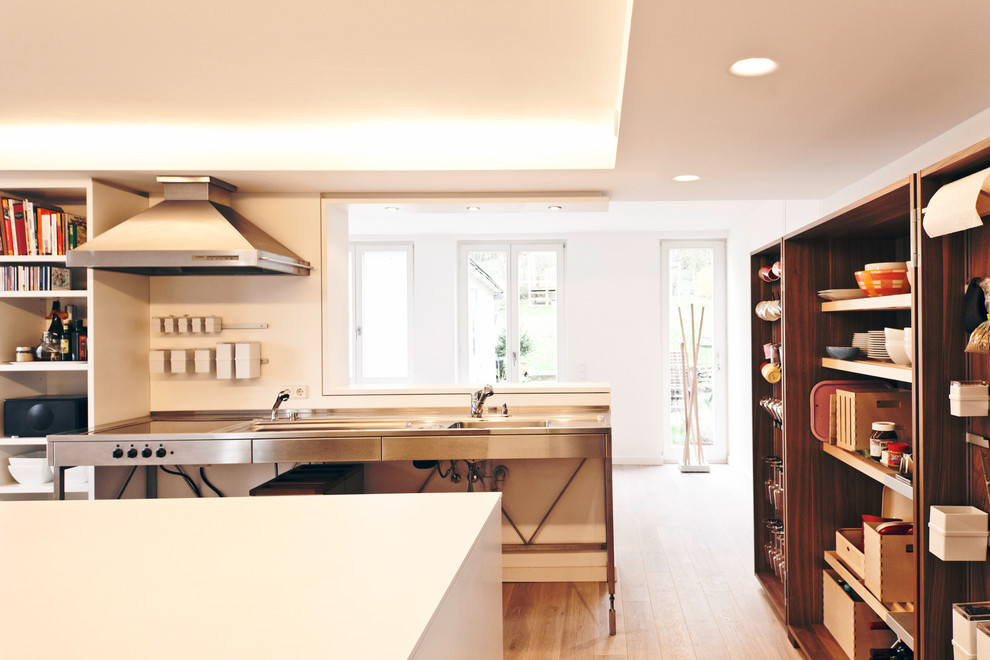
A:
[66,176,311,275]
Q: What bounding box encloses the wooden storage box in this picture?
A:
[835,523,915,604]
[834,388,912,452]
[823,569,896,660]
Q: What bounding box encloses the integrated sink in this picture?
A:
[243,414,605,434]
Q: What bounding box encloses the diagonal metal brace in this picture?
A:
[500,458,588,545]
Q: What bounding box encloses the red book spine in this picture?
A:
[10,200,27,255]
[0,198,10,255]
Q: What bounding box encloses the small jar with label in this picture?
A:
[870,422,897,459]
[882,442,910,469]
[15,346,34,362]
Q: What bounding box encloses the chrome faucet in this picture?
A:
[470,385,494,418]
[270,389,291,421]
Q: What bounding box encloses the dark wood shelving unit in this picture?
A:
[750,241,786,623]
[752,177,919,656]
[752,137,990,657]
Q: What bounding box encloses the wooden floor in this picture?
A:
[502,463,802,659]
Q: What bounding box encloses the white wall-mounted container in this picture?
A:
[169,350,189,374]
[933,505,990,533]
[976,621,990,660]
[149,350,166,375]
[194,349,214,374]
[930,524,988,561]
[954,602,990,656]
[950,381,990,416]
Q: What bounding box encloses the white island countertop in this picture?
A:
[0,492,503,659]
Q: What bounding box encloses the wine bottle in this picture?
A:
[47,301,63,361]
[62,304,75,360]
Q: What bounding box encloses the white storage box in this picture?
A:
[216,360,233,380]
[950,381,990,416]
[191,317,204,333]
[149,350,166,374]
[170,350,189,374]
[205,316,222,333]
[235,342,261,360]
[932,506,989,534]
[956,639,978,660]
[216,342,234,360]
[194,349,214,374]
[954,602,990,656]
[235,359,261,379]
[930,523,988,561]
[977,621,990,660]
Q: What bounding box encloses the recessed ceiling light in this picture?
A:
[466,206,481,212]
[673,175,700,182]
[729,57,778,77]
[384,206,399,212]
[548,205,563,211]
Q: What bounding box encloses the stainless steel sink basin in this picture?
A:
[243,414,605,433]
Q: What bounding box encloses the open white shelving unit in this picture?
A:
[0,179,148,500]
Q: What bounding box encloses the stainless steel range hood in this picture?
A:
[66,176,311,275]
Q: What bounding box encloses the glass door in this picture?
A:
[660,240,727,462]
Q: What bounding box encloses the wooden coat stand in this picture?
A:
[678,304,709,473]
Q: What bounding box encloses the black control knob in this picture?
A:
[127,447,138,459]
[156,447,167,458]
[112,447,124,459]
[141,447,152,458]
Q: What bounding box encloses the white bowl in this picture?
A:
[8,463,53,485]
[885,338,911,366]
[8,450,46,465]
[65,466,88,486]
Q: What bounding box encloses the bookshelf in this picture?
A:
[0,180,147,499]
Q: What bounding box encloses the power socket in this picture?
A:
[282,385,309,399]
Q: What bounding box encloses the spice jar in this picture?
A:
[870,422,897,459]
[15,346,34,362]
[882,442,910,469]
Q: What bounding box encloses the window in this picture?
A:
[459,242,564,383]
[349,243,414,384]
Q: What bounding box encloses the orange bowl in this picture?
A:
[855,269,909,297]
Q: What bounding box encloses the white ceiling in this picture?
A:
[3,0,990,201]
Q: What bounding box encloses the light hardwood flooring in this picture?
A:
[502,463,802,659]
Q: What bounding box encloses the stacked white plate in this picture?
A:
[852,333,870,353]
[867,330,890,360]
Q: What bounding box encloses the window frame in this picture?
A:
[349,241,415,385]
[457,240,565,383]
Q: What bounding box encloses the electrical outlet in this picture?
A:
[283,385,308,399]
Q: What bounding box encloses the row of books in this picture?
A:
[0,193,87,257]
[0,265,72,292]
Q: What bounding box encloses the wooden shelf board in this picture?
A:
[821,357,912,382]
[822,443,908,493]
[0,255,68,264]
[0,437,46,447]
[821,293,911,312]
[824,550,915,648]
[788,623,849,660]
[0,482,88,495]
[755,571,786,623]
[0,362,88,372]
[0,290,86,298]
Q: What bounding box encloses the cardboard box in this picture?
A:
[823,569,896,660]
[834,388,912,453]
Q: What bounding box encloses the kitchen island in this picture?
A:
[0,492,503,659]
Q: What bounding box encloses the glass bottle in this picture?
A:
[46,301,63,361]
